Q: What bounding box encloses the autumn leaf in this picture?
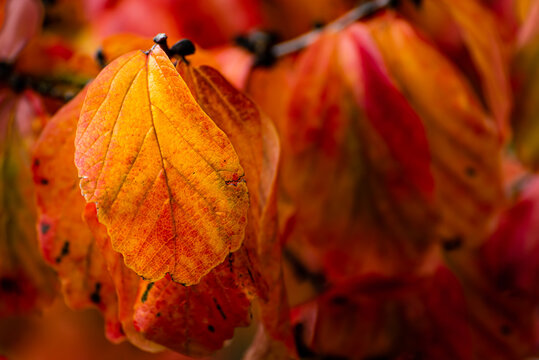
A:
[75,45,249,284]
[79,57,284,356]
[0,0,42,62]
[290,267,473,360]
[512,13,539,169]
[445,255,536,359]
[250,23,438,284]
[403,0,512,138]
[84,203,164,353]
[517,0,539,45]
[481,175,539,302]
[178,63,295,354]
[132,253,253,357]
[369,14,505,247]
[85,202,256,357]
[211,46,253,90]
[0,89,56,317]
[32,88,123,342]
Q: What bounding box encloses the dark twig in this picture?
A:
[272,0,393,58]
[0,61,87,101]
[236,0,397,66]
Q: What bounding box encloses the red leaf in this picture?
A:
[32,88,123,342]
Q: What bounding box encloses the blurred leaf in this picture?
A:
[369,14,505,247]
[32,88,123,342]
[420,0,512,138]
[86,0,262,48]
[99,34,154,65]
[0,0,43,62]
[291,267,473,359]
[0,89,56,317]
[249,24,437,283]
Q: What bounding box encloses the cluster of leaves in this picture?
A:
[0,0,538,359]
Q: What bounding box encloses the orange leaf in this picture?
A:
[32,88,123,342]
[85,202,256,357]
[178,63,295,353]
[369,14,505,247]
[84,203,165,353]
[75,45,249,284]
[436,0,512,138]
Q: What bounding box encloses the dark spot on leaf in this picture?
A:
[312,21,325,29]
[55,241,70,263]
[442,237,462,251]
[141,282,154,303]
[156,312,161,317]
[41,222,51,235]
[33,159,40,167]
[40,178,49,185]
[208,325,215,333]
[90,282,101,304]
[61,241,70,256]
[465,167,476,177]
[213,298,227,320]
[0,278,20,294]
[500,324,511,335]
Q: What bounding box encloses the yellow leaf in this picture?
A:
[75,45,249,285]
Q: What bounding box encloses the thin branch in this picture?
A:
[271,0,393,58]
